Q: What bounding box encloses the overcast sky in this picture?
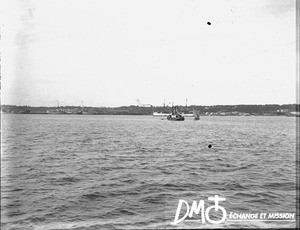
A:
[1,0,296,107]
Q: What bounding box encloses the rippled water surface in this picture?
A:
[1,114,297,229]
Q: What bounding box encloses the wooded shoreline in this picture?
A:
[1,104,299,116]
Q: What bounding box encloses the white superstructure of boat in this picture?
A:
[153,112,169,116]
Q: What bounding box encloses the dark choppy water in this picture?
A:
[1,114,297,229]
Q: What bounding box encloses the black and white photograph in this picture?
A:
[1,0,299,229]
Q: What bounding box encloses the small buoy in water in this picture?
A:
[208,144,212,148]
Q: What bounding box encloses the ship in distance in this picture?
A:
[167,106,185,121]
[153,112,170,116]
[153,111,194,117]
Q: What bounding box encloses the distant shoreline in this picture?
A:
[1,104,299,117]
[1,113,299,117]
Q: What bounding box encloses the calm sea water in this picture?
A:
[1,114,297,229]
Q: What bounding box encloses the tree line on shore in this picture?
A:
[1,104,299,116]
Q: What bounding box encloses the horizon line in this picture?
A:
[1,103,298,108]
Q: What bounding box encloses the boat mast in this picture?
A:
[186,98,188,113]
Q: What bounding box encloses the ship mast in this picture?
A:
[186,98,188,113]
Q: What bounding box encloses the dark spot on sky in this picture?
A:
[208,144,212,148]
[207,22,211,25]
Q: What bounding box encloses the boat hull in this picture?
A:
[153,112,169,116]
[167,115,185,121]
